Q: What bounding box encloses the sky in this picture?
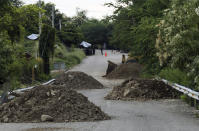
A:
[22,0,115,19]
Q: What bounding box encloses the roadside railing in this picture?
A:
[14,79,55,93]
[0,79,56,101]
[162,79,199,100]
[161,79,199,109]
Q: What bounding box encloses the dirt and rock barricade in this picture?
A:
[105,78,180,101]
[53,71,104,89]
[105,61,118,76]
[0,85,110,123]
[105,63,142,79]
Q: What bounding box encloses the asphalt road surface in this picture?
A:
[0,50,199,131]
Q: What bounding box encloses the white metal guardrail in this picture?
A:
[14,79,56,93]
[162,79,199,100]
[0,79,55,100]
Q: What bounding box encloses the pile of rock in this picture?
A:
[53,71,104,89]
[105,78,180,101]
[105,63,142,79]
[0,85,110,123]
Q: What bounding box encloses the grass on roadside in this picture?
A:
[53,43,86,69]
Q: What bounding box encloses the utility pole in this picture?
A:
[59,19,62,31]
[38,0,42,35]
[52,5,55,28]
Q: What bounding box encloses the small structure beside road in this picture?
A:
[80,41,95,56]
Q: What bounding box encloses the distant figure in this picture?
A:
[103,43,107,49]
[122,54,126,64]
[92,46,95,55]
[101,47,103,55]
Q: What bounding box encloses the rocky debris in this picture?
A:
[105,61,118,76]
[105,78,181,101]
[3,116,9,123]
[0,85,110,123]
[106,63,142,79]
[9,91,23,97]
[41,115,54,122]
[53,71,104,89]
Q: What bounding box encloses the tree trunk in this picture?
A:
[43,57,50,75]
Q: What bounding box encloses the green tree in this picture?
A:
[0,0,23,44]
[72,8,88,27]
[10,0,23,7]
[0,32,14,84]
[19,4,44,34]
[57,22,83,47]
[106,0,171,74]
[80,19,109,46]
[156,0,199,68]
[156,0,199,89]
[39,25,55,75]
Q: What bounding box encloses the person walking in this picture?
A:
[101,46,103,55]
[92,45,95,55]
[122,54,126,64]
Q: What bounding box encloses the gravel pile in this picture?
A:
[0,85,110,123]
[105,78,180,101]
[105,61,118,76]
[53,71,104,89]
[106,63,142,79]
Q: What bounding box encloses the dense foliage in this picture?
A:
[39,25,55,75]
[109,0,199,91]
[0,0,24,88]
[80,19,111,47]
[156,0,199,89]
[0,0,88,90]
[109,0,170,73]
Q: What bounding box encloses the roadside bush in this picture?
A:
[0,33,43,91]
[23,40,38,55]
[180,95,189,103]
[0,32,14,85]
[159,68,192,87]
[54,43,85,69]
[140,58,161,76]
[36,73,51,81]
[65,55,81,67]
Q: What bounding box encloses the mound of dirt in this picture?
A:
[0,85,110,123]
[105,61,118,76]
[53,71,104,89]
[106,63,142,79]
[105,79,180,101]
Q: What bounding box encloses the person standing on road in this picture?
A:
[92,45,95,55]
[122,54,126,63]
[101,46,103,55]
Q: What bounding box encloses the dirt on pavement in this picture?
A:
[105,78,181,101]
[53,71,104,89]
[106,63,142,79]
[0,85,110,123]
